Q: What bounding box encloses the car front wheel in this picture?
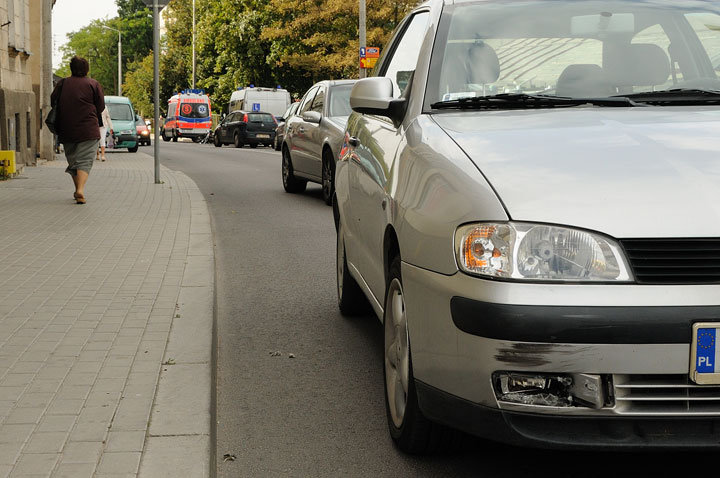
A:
[214,133,222,147]
[322,150,335,206]
[234,132,243,148]
[384,256,456,454]
[282,147,307,193]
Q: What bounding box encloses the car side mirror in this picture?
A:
[302,111,321,124]
[350,77,407,127]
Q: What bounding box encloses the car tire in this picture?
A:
[336,219,370,316]
[383,256,457,454]
[322,149,335,206]
[282,147,307,193]
[274,137,281,151]
[192,137,200,143]
[234,133,243,148]
[162,130,170,142]
[214,134,222,147]
[172,131,178,142]
[128,145,138,153]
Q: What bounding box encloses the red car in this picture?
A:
[135,117,151,146]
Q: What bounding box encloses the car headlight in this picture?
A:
[455,222,632,282]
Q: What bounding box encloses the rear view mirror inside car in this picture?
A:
[571,12,635,37]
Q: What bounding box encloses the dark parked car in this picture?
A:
[273,101,300,151]
[281,79,357,205]
[213,110,276,148]
[135,116,151,146]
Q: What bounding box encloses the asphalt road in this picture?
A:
[145,140,712,477]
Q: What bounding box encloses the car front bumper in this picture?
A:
[402,261,720,447]
[114,134,137,148]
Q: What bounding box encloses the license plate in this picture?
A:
[690,323,720,384]
[256,134,269,139]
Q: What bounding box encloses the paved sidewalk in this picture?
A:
[0,152,214,477]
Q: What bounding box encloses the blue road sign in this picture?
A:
[252,103,261,112]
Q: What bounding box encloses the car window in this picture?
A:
[299,87,319,115]
[248,113,274,123]
[310,86,326,113]
[226,113,237,123]
[429,2,720,104]
[382,12,430,98]
[108,103,133,121]
[328,84,353,117]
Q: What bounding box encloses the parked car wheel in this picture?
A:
[336,220,370,316]
[322,149,335,206]
[282,147,307,193]
[234,132,243,148]
[214,134,222,147]
[128,145,139,153]
[172,131,178,142]
[162,130,170,142]
[383,256,453,454]
[274,136,281,151]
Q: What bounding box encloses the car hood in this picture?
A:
[432,107,720,238]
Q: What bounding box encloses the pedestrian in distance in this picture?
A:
[97,106,114,162]
[50,56,105,204]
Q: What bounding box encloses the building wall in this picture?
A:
[0,0,36,168]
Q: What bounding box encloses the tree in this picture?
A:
[124,53,155,118]
[57,19,119,94]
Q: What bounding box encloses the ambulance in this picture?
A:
[161,89,212,142]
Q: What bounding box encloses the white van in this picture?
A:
[228,87,291,118]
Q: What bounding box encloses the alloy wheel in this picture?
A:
[384,278,410,429]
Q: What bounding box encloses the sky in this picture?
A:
[52,0,119,69]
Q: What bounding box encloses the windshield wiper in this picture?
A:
[431,93,639,110]
[611,88,720,105]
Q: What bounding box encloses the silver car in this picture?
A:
[335,0,720,452]
[281,79,357,205]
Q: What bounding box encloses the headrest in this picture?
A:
[466,42,500,84]
[606,44,670,86]
[556,64,613,97]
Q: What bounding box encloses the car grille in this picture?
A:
[613,374,720,415]
[620,238,720,284]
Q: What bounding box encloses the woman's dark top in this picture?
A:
[51,76,105,143]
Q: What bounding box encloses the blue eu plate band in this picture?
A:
[691,323,720,384]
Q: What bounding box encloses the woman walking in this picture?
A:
[50,56,105,204]
[97,106,113,162]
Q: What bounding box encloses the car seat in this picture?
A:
[440,41,500,96]
[605,44,670,90]
[556,64,614,97]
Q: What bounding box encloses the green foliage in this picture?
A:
[56,0,419,116]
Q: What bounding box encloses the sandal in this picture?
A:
[74,192,86,204]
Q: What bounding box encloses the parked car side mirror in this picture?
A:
[302,111,322,124]
[350,77,407,127]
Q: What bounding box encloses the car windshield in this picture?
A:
[180,102,210,119]
[428,1,720,107]
[108,103,133,121]
[329,85,353,117]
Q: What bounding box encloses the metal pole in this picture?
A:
[153,1,160,184]
[359,0,366,79]
[118,32,122,96]
[192,0,196,89]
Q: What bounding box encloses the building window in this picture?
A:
[15,113,21,152]
[7,0,15,49]
[26,112,31,149]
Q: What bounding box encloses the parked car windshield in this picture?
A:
[428,1,720,106]
[329,85,353,117]
[108,103,133,121]
[180,102,210,119]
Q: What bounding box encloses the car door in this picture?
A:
[304,85,326,178]
[220,113,234,143]
[347,11,430,301]
[287,86,318,175]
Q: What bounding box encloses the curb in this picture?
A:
[137,168,215,478]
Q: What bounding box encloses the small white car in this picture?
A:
[335,0,720,452]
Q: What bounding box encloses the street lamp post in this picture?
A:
[102,25,122,96]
